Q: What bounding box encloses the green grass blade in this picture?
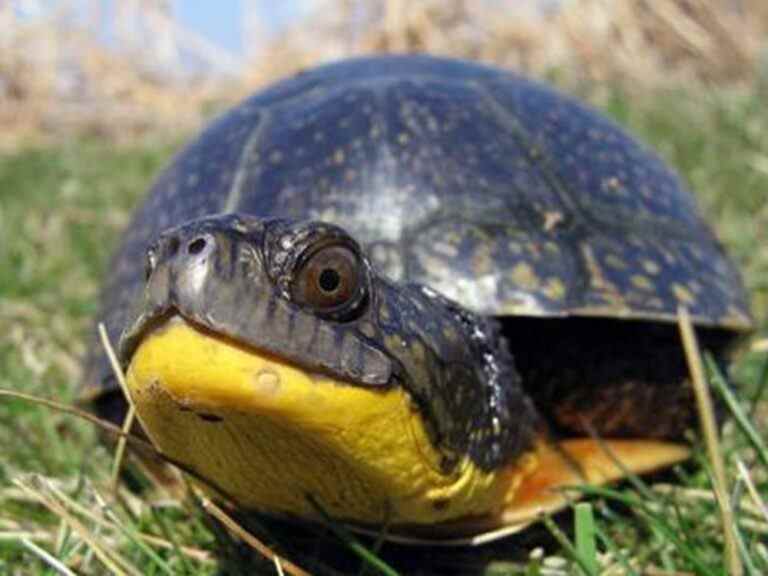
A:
[593,525,640,576]
[570,485,718,574]
[103,510,176,576]
[150,506,195,575]
[306,496,400,576]
[574,503,599,575]
[542,515,597,576]
[705,355,768,470]
[749,355,768,418]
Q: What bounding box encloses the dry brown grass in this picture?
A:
[249,0,768,84]
[0,4,221,149]
[2,0,768,147]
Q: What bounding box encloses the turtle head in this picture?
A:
[121,215,393,389]
[120,214,538,526]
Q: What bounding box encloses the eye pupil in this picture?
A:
[291,243,364,316]
[318,268,341,293]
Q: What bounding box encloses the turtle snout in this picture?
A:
[120,227,228,368]
[141,226,222,314]
[147,228,216,276]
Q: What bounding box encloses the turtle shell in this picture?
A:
[85,54,752,401]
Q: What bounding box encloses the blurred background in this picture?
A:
[2,0,768,147]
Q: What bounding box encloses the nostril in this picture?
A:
[167,236,180,257]
[187,237,208,255]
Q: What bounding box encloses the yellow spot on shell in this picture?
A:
[543,278,567,301]
[442,325,458,343]
[642,260,661,275]
[510,262,540,290]
[473,244,494,276]
[581,245,612,293]
[605,254,628,270]
[410,340,426,362]
[631,275,654,292]
[385,334,404,352]
[542,211,564,232]
[604,176,621,191]
[672,283,696,305]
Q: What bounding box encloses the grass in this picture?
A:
[0,84,767,575]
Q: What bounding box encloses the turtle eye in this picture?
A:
[292,244,362,312]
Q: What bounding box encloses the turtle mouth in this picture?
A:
[118,303,176,370]
[120,307,382,393]
[125,313,351,415]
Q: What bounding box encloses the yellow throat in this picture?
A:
[126,317,524,525]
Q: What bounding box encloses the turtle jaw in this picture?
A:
[124,314,509,525]
[126,315,325,418]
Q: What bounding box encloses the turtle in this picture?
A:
[82,54,752,543]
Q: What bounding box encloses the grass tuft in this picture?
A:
[200,495,311,576]
[306,495,401,576]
